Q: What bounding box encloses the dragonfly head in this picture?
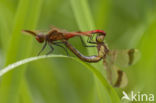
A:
[22,30,45,43]
[36,33,45,43]
[96,34,105,42]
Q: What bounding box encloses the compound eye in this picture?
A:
[36,35,44,43]
[97,35,104,42]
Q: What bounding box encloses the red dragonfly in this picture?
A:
[63,33,139,88]
[63,32,108,62]
[22,27,105,55]
[23,27,139,87]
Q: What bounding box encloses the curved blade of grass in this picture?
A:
[0,55,67,77]
[0,54,119,102]
[76,61,120,103]
[70,0,120,103]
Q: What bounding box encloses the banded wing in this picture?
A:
[110,49,140,68]
[104,49,140,88]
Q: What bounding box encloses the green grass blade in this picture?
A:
[0,3,14,51]
[19,78,34,103]
[70,0,120,103]
[134,18,156,95]
[0,54,119,103]
[0,53,120,103]
[0,0,43,103]
[0,55,68,77]
[70,0,95,30]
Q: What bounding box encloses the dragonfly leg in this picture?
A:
[88,33,95,41]
[87,39,97,44]
[46,43,54,55]
[53,41,64,44]
[37,42,47,56]
[53,43,69,56]
[80,36,96,47]
[86,36,97,44]
[88,41,97,44]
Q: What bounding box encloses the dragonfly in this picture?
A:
[63,33,140,88]
[22,27,105,55]
[23,27,139,88]
[63,30,107,62]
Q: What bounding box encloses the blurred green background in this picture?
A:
[0,0,156,103]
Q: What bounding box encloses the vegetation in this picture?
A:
[0,0,156,103]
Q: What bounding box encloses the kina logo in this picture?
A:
[121,91,154,102]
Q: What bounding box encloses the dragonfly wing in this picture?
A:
[113,67,128,88]
[104,50,129,88]
[103,49,140,88]
[104,60,128,88]
[109,49,140,68]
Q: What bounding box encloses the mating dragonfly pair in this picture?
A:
[23,27,139,88]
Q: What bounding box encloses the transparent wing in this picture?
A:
[103,51,128,88]
[104,49,140,88]
[109,49,140,68]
